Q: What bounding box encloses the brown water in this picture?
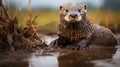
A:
[0,35,120,67]
[0,47,120,67]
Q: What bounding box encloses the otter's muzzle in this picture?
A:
[69,14,78,19]
[65,13,82,22]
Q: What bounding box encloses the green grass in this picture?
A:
[17,11,59,27]
[36,12,59,25]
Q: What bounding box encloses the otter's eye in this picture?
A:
[78,9,81,12]
[65,9,69,12]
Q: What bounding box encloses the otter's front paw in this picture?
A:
[65,44,89,50]
[50,37,68,47]
[50,39,59,46]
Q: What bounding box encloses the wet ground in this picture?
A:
[0,34,120,67]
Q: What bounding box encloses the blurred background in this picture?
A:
[2,0,120,34]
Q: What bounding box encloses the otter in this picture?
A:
[50,2,117,50]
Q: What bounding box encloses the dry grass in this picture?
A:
[88,7,120,33]
[0,0,46,52]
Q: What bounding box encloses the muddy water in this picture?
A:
[0,35,120,67]
[91,47,120,67]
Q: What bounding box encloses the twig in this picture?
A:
[32,12,41,23]
[29,26,39,40]
[0,7,2,17]
[0,0,2,7]
[0,0,2,17]
[1,4,10,21]
[29,32,36,40]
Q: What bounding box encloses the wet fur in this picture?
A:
[50,2,117,50]
[58,18,117,46]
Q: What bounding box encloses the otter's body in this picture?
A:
[50,2,117,50]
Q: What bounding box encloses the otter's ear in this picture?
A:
[60,6,63,11]
[84,4,87,12]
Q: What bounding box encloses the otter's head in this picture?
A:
[60,2,87,23]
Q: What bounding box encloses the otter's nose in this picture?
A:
[70,14,77,18]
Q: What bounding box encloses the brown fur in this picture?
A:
[58,18,117,46]
[50,2,117,49]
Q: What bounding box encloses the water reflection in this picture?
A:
[91,46,120,67]
[113,48,120,60]
[29,56,58,67]
[0,57,29,67]
[29,52,59,67]
[91,59,120,67]
[0,46,119,67]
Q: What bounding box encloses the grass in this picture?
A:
[1,0,120,34]
[5,4,120,33]
[37,11,59,25]
[16,11,59,27]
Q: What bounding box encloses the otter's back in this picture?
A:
[90,24,117,46]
